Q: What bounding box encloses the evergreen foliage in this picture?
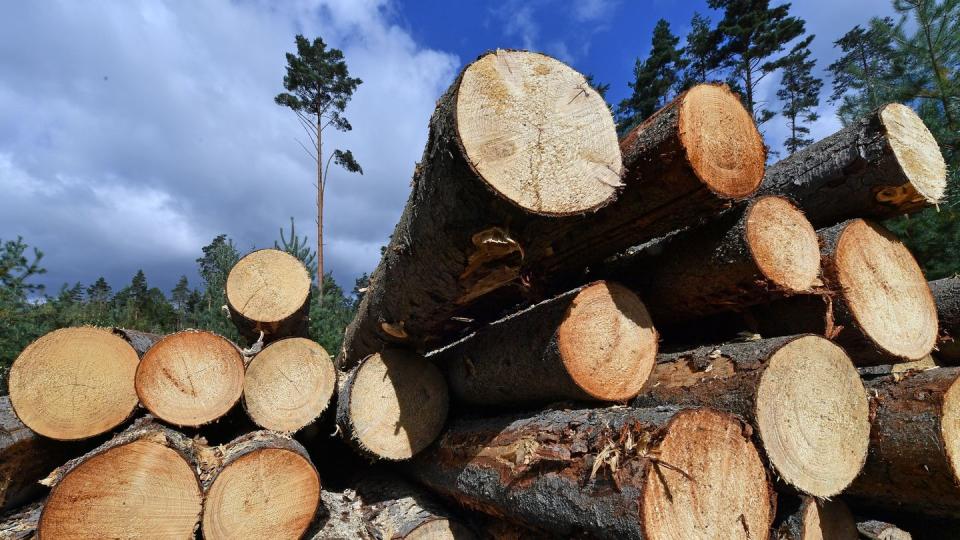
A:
[617,19,682,132]
[777,35,823,153]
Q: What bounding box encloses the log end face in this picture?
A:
[226,248,311,326]
[640,408,772,540]
[941,375,960,487]
[801,498,859,540]
[558,282,657,401]
[457,50,622,215]
[136,330,245,427]
[347,350,449,460]
[746,196,820,293]
[201,447,320,540]
[9,326,139,440]
[881,103,947,205]
[755,336,869,497]
[243,337,336,432]
[679,84,765,199]
[836,219,938,360]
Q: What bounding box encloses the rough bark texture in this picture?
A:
[857,520,912,540]
[227,293,310,345]
[0,500,40,540]
[111,327,162,357]
[930,277,960,363]
[354,473,474,539]
[759,104,939,227]
[774,496,857,540]
[845,367,960,516]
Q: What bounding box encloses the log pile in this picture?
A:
[0,48,956,538]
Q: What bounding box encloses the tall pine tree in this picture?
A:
[777,35,823,153]
[828,18,903,123]
[617,19,681,132]
[679,12,720,89]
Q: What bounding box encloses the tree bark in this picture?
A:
[434,281,657,407]
[405,406,773,539]
[0,500,41,540]
[844,367,960,516]
[225,248,312,344]
[929,277,960,363]
[111,327,162,357]
[758,103,946,227]
[632,334,869,497]
[857,520,913,540]
[774,496,857,540]
[353,472,475,539]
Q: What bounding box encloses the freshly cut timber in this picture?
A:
[8,326,140,440]
[407,406,773,539]
[226,248,312,342]
[202,432,320,540]
[775,497,857,540]
[0,501,41,540]
[436,281,657,406]
[243,337,336,432]
[634,335,869,497]
[135,330,245,427]
[857,521,912,540]
[929,277,960,363]
[599,195,820,324]
[845,367,960,516]
[354,473,475,539]
[111,327,162,357]
[759,103,946,226]
[337,349,448,460]
[37,419,203,539]
[339,74,765,370]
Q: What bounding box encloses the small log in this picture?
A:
[8,327,140,440]
[599,195,820,325]
[242,337,336,432]
[857,520,912,540]
[775,497,857,539]
[634,334,869,497]
[354,472,475,539]
[435,281,657,406]
[311,489,373,539]
[37,418,203,538]
[134,330,245,427]
[111,327,162,357]
[339,76,765,369]
[406,406,773,539]
[844,367,960,516]
[759,103,946,226]
[201,431,321,540]
[929,277,960,363]
[336,349,448,460]
[226,248,312,343]
[0,500,41,540]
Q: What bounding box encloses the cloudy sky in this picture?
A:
[0,0,895,294]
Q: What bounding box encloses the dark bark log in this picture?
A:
[354,472,475,539]
[0,500,41,540]
[225,248,312,345]
[758,103,946,227]
[406,406,773,539]
[111,327,162,357]
[844,367,960,517]
[857,520,912,540]
[930,277,960,364]
[633,334,869,497]
[774,496,857,540]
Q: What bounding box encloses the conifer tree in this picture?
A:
[679,12,720,89]
[777,35,823,153]
[828,18,902,123]
[617,19,681,132]
[171,275,190,329]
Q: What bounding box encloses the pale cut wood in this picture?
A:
[436,281,657,406]
[929,277,960,363]
[226,248,312,342]
[8,327,140,441]
[775,497,857,540]
[857,520,912,540]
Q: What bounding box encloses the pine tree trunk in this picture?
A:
[930,277,960,363]
[317,116,324,297]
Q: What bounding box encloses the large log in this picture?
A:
[8,327,140,440]
[337,349,448,460]
[134,329,245,427]
[406,406,773,539]
[844,367,960,516]
[598,195,820,325]
[759,103,946,227]
[633,334,869,497]
[36,418,203,538]
[338,68,765,369]
[201,431,321,540]
[775,496,857,540]
[226,248,312,343]
[242,337,336,432]
[929,277,960,363]
[435,281,657,406]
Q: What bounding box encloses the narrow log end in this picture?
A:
[457,50,622,215]
[679,84,765,199]
[135,330,245,427]
[836,219,938,360]
[799,498,858,540]
[243,337,336,432]
[557,282,657,401]
[746,196,820,293]
[941,373,960,486]
[39,439,202,538]
[225,248,311,325]
[202,447,320,540]
[346,350,449,460]
[640,408,773,539]
[9,326,139,440]
[880,103,947,205]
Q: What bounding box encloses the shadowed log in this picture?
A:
[775,497,857,540]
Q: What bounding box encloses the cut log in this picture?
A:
[0,500,41,540]
[37,418,203,539]
[857,521,912,540]
[135,330,245,427]
[406,406,773,539]
[929,277,960,363]
[8,326,140,440]
[633,334,869,497]
[775,497,857,540]
[201,431,320,540]
[599,195,820,325]
[339,73,764,370]
[844,367,960,516]
[354,473,475,539]
[226,248,312,342]
[759,103,946,226]
[336,349,448,460]
[243,337,336,432]
[435,281,657,406]
[111,327,162,357]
